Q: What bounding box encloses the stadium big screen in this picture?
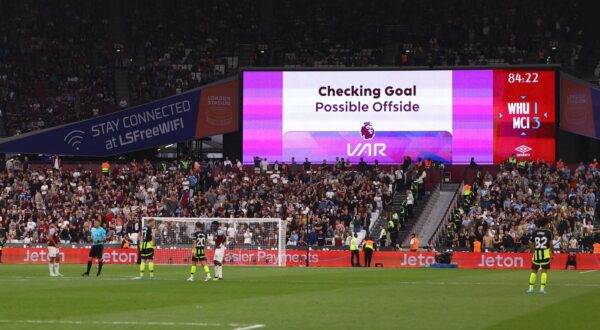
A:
[242,69,557,165]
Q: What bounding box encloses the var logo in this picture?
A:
[347,143,387,157]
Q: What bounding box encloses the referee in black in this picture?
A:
[82,219,107,276]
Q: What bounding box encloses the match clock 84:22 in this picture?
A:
[507,72,539,83]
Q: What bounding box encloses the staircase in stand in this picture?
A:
[399,185,437,246]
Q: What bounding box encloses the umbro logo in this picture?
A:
[515,145,532,157]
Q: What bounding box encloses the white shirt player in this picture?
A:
[47,226,59,257]
[47,225,62,277]
[213,227,227,263]
[212,226,227,280]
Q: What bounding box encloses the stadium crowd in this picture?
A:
[122,0,257,105]
[276,0,584,69]
[0,157,425,248]
[443,158,599,253]
[1,155,598,252]
[0,0,593,136]
[0,1,114,136]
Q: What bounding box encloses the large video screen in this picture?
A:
[242,69,556,165]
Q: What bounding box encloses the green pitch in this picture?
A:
[0,265,598,330]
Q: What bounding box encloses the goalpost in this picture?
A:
[140,217,287,267]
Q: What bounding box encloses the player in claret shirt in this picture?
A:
[187,222,212,282]
[47,219,63,277]
[211,221,226,281]
[527,217,554,294]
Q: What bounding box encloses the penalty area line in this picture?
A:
[233,325,266,330]
[0,319,265,329]
[579,270,597,274]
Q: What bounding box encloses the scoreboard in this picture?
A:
[493,70,556,162]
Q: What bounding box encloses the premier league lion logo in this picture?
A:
[360,122,375,140]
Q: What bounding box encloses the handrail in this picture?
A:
[368,202,384,233]
[428,180,463,247]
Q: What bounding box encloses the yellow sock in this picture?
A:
[140,262,145,277]
[541,273,547,291]
[149,262,154,276]
[203,265,210,275]
[529,273,537,290]
[190,266,197,276]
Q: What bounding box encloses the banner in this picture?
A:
[560,73,600,139]
[242,69,556,165]
[3,248,600,270]
[0,79,238,156]
[2,248,139,264]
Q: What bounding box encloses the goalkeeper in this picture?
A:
[188,222,212,282]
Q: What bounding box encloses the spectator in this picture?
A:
[410,233,420,252]
[482,231,494,250]
[406,190,414,218]
[444,159,598,253]
[243,228,253,245]
[569,236,579,250]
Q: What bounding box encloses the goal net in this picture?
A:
[140,217,287,266]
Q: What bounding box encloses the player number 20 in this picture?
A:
[196,237,206,248]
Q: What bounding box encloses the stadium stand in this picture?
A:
[0,1,114,136]
[441,160,598,253]
[0,0,598,253]
[0,158,419,248]
[122,0,255,105]
[0,0,596,136]
[2,157,597,253]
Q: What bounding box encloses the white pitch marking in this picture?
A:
[579,270,598,274]
[0,319,264,328]
[0,319,221,327]
[233,325,266,330]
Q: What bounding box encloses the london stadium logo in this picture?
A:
[360,122,375,140]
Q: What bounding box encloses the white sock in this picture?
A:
[49,263,54,275]
[54,263,60,274]
[218,266,223,278]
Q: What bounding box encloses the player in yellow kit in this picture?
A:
[136,218,156,280]
[527,217,553,294]
[187,222,212,282]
